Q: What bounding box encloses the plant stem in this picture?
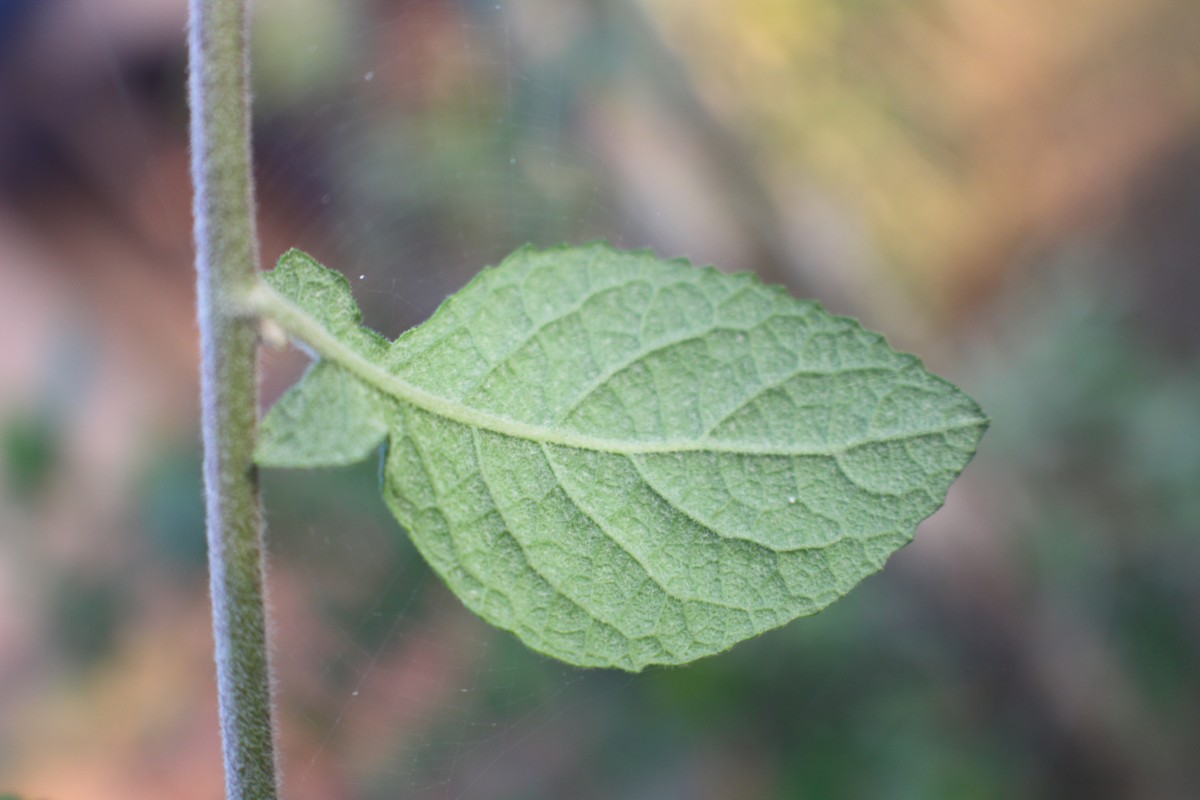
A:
[188,0,279,797]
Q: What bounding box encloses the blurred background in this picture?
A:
[2,0,1199,797]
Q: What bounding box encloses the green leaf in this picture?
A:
[255,244,987,671]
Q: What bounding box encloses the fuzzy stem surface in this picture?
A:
[188,0,279,797]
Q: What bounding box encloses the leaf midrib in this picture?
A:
[250,281,980,458]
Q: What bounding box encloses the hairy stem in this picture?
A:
[188,0,279,797]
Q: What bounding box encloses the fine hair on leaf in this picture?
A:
[253,243,988,671]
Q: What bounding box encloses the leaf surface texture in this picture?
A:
[257,244,987,670]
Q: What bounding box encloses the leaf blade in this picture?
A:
[256,243,987,670]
